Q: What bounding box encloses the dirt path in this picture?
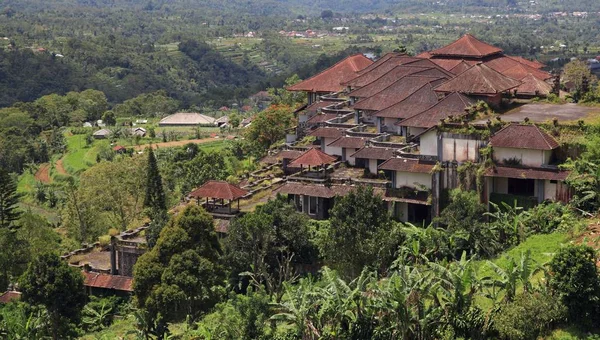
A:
[133,137,225,151]
[55,158,68,175]
[34,163,52,183]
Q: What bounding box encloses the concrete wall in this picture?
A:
[395,171,432,189]
[368,159,378,174]
[408,126,427,137]
[420,129,438,156]
[323,138,341,156]
[346,148,359,165]
[442,137,480,162]
[544,180,557,201]
[493,147,551,167]
[383,118,400,132]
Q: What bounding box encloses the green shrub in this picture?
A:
[524,202,583,234]
[495,291,567,340]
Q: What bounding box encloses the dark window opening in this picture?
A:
[507,178,535,196]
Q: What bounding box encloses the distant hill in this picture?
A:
[4,0,600,16]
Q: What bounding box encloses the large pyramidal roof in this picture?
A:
[430,34,503,58]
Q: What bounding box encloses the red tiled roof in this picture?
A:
[434,64,522,95]
[508,56,546,69]
[397,92,476,129]
[299,101,332,116]
[82,272,133,292]
[354,76,446,111]
[189,180,249,200]
[354,52,410,76]
[287,54,373,93]
[289,148,337,167]
[279,150,304,160]
[113,145,126,151]
[416,51,432,58]
[484,166,569,181]
[0,291,21,304]
[343,56,421,87]
[327,137,368,149]
[374,84,440,119]
[348,66,435,98]
[489,124,559,150]
[378,158,435,173]
[501,63,552,81]
[449,60,473,75]
[515,74,554,96]
[306,113,338,124]
[430,34,503,58]
[277,183,354,198]
[350,147,396,160]
[309,127,345,139]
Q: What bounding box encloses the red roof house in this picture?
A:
[289,148,337,168]
[0,291,21,304]
[189,181,249,201]
[83,271,133,294]
[434,64,522,95]
[489,124,559,150]
[287,54,373,93]
[429,34,503,58]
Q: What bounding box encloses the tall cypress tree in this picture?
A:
[144,147,166,211]
[0,168,22,230]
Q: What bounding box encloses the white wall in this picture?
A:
[492,177,508,194]
[544,180,557,201]
[419,130,438,157]
[395,171,432,189]
[346,148,359,165]
[408,126,426,137]
[443,138,479,162]
[493,147,551,167]
[323,138,342,156]
[368,159,378,174]
[383,118,400,132]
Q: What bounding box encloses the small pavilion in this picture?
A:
[288,148,337,179]
[189,180,249,215]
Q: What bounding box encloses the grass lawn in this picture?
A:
[63,134,108,174]
[79,315,187,340]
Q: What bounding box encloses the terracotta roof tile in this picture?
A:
[484,166,569,181]
[489,124,559,150]
[289,148,337,167]
[343,56,421,87]
[449,60,473,74]
[374,84,440,119]
[327,137,368,149]
[306,113,338,124]
[287,54,373,93]
[354,76,446,111]
[378,158,435,173]
[354,52,411,76]
[515,74,554,96]
[434,63,522,95]
[508,56,546,69]
[348,66,436,98]
[189,181,249,200]
[350,147,396,160]
[430,34,503,58]
[397,92,476,129]
[279,150,305,160]
[501,63,552,81]
[309,127,345,139]
[82,272,133,292]
[0,291,21,304]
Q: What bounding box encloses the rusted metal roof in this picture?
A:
[287,54,373,93]
[434,63,522,95]
[327,137,369,149]
[430,34,503,58]
[374,84,440,119]
[350,147,396,160]
[289,148,337,167]
[397,92,476,129]
[354,76,446,112]
[489,124,559,150]
[82,272,133,292]
[309,127,345,139]
[378,158,435,173]
[189,181,249,200]
[484,166,569,181]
